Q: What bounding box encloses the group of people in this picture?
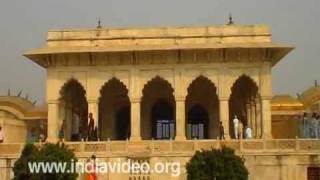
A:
[233,115,253,139]
[218,115,253,140]
[301,112,320,138]
[59,112,98,142]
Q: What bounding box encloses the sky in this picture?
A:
[0,0,319,104]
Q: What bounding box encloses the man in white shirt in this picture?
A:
[233,115,239,139]
[0,126,4,143]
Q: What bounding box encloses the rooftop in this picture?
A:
[271,95,305,114]
[0,96,47,120]
[24,24,294,67]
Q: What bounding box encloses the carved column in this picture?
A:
[219,97,230,139]
[130,98,141,141]
[255,97,262,138]
[175,97,186,140]
[47,100,59,142]
[250,99,256,137]
[259,62,272,139]
[261,97,272,139]
[246,101,252,127]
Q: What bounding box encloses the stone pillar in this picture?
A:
[47,100,59,142]
[88,100,99,128]
[130,98,141,141]
[219,97,230,139]
[246,102,252,127]
[255,98,262,138]
[175,97,186,140]
[250,99,256,138]
[261,97,272,139]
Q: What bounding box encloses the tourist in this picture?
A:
[39,123,46,142]
[310,113,318,139]
[233,115,239,139]
[88,113,95,141]
[317,114,320,139]
[59,120,66,141]
[245,126,253,139]
[86,155,97,180]
[301,113,308,138]
[0,126,4,143]
[219,121,225,140]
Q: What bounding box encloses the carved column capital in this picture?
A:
[218,96,229,101]
[175,96,186,102]
[130,97,141,103]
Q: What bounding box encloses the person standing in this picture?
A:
[245,126,253,139]
[59,120,66,141]
[311,113,318,138]
[317,114,320,139]
[301,113,308,138]
[88,113,95,141]
[0,126,4,143]
[233,115,239,139]
[86,155,97,180]
[219,121,225,140]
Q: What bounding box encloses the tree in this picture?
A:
[186,146,248,180]
[13,143,78,180]
[13,143,39,180]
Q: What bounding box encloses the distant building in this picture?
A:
[300,84,320,112]
[0,96,46,143]
[271,95,305,139]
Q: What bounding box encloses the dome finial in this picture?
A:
[97,18,102,29]
[227,13,234,25]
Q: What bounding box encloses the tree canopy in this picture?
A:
[186,146,249,180]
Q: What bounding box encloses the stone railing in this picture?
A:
[1,139,320,157]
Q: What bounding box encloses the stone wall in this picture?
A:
[1,139,320,180]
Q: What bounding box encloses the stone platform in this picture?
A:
[0,139,320,180]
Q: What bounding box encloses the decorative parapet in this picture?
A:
[1,139,320,158]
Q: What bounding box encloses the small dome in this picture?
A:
[271,95,305,111]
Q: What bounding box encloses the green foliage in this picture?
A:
[13,143,39,180]
[186,146,249,180]
[13,143,78,180]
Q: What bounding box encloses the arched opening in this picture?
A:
[187,105,208,139]
[115,106,130,140]
[229,75,259,139]
[141,77,175,140]
[59,79,88,141]
[186,76,219,139]
[99,78,130,141]
[152,100,175,139]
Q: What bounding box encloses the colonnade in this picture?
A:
[46,75,272,142]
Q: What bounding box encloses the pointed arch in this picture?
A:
[99,77,131,140]
[60,79,86,99]
[230,75,259,100]
[229,74,260,139]
[186,75,220,139]
[230,74,259,94]
[59,78,88,141]
[141,76,175,140]
[142,76,174,95]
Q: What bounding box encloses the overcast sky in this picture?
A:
[0,0,319,103]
